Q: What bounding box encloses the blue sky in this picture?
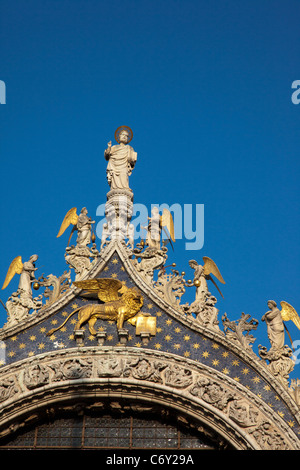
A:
[0,0,299,375]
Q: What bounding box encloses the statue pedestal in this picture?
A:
[96,330,107,346]
[118,328,129,346]
[74,329,85,347]
[105,189,133,242]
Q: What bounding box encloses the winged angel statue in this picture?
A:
[56,207,95,247]
[262,300,300,350]
[189,256,225,302]
[2,255,38,297]
[144,207,175,250]
[47,278,144,336]
[1,255,42,326]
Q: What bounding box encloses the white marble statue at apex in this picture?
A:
[104,126,137,191]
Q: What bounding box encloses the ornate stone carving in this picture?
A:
[249,420,289,450]
[124,358,167,383]
[228,399,259,428]
[222,312,258,352]
[64,243,99,280]
[50,358,92,381]
[23,365,50,390]
[189,376,236,411]
[154,268,186,310]
[191,294,221,332]
[4,290,43,328]
[131,245,168,285]
[164,365,193,389]
[0,376,19,403]
[258,345,295,388]
[37,271,71,306]
[97,358,123,377]
[0,349,297,450]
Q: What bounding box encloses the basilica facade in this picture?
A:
[0,127,299,451]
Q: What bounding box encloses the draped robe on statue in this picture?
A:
[105,143,137,190]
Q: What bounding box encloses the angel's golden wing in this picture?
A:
[202,256,225,284]
[73,278,124,302]
[1,256,23,290]
[160,208,175,242]
[56,207,78,238]
[280,301,300,330]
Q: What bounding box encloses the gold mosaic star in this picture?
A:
[242,368,249,375]
[212,343,219,350]
[232,360,239,366]
[212,359,219,366]
[184,351,190,357]
[278,411,284,418]
[222,368,229,375]
[252,376,260,384]
[135,342,142,348]
[184,335,190,341]
[38,343,45,350]
[222,351,229,358]
[174,327,181,333]
[173,344,181,350]
[165,335,172,342]
[112,258,119,264]
[166,319,172,325]
[154,343,162,350]
[30,336,36,341]
[202,351,209,358]
[193,343,200,349]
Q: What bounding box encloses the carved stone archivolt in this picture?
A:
[0,347,299,450]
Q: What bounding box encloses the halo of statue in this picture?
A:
[114,125,133,144]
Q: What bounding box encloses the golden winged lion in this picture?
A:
[47,278,144,336]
